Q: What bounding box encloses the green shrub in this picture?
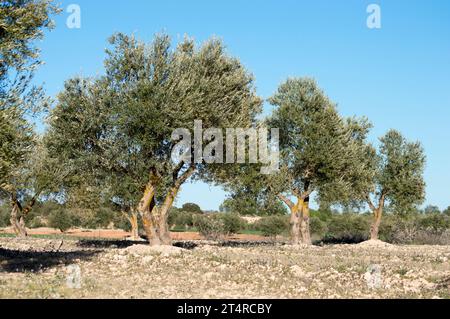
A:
[28,216,45,228]
[194,215,227,240]
[384,213,450,245]
[219,213,245,234]
[48,209,73,232]
[33,200,62,219]
[378,214,398,242]
[254,215,289,237]
[168,210,195,230]
[176,212,195,229]
[0,204,10,227]
[310,216,327,238]
[323,213,370,243]
[311,208,333,222]
[167,207,179,227]
[79,207,115,229]
[112,213,133,231]
[417,214,450,232]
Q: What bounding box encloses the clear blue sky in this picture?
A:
[33,0,450,210]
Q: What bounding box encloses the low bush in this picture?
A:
[194,215,227,240]
[168,210,195,230]
[0,203,10,227]
[219,213,246,234]
[254,215,289,237]
[48,208,74,232]
[310,216,327,238]
[381,213,450,245]
[322,213,370,244]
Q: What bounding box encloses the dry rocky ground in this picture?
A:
[0,237,449,299]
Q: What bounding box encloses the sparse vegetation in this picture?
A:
[253,215,289,238]
[0,0,448,301]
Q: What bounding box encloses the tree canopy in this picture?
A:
[46,33,262,245]
[266,78,372,244]
[0,0,59,236]
[349,129,426,239]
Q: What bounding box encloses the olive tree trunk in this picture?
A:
[10,203,27,237]
[370,208,383,240]
[138,167,195,246]
[300,197,312,246]
[289,202,302,245]
[125,210,140,240]
[368,195,385,241]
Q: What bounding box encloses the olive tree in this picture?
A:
[352,130,426,240]
[46,33,262,246]
[267,78,372,245]
[0,0,59,236]
[0,141,63,236]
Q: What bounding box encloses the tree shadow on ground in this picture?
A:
[218,240,286,248]
[76,239,144,249]
[0,248,102,273]
[76,239,287,249]
[316,236,368,245]
[76,239,198,250]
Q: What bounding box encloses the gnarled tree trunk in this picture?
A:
[290,201,302,245]
[138,181,165,246]
[10,203,27,237]
[300,196,312,245]
[125,209,140,240]
[368,194,385,241]
[138,166,195,246]
[370,208,383,240]
[278,193,313,246]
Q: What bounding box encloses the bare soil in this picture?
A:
[0,237,449,299]
[0,227,267,241]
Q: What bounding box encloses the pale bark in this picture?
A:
[9,192,31,237]
[10,203,27,237]
[138,166,195,246]
[124,210,140,240]
[278,194,301,245]
[368,194,385,240]
[300,197,312,245]
[289,200,302,245]
[138,181,162,246]
[370,208,383,240]
[278,192,313,246]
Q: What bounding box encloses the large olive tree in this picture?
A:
[267,78,372,245]
[46,33,262,245]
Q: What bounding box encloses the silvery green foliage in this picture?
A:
[376,130,426,211]
[215,78,373,216]
[267,78,371,201]
[0,0,58,194]
[341,129,426,213]
[46,33,262,209]
[0,0,58,75]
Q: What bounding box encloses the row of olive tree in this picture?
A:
[220,79,426,245]
[0,1,426,246]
